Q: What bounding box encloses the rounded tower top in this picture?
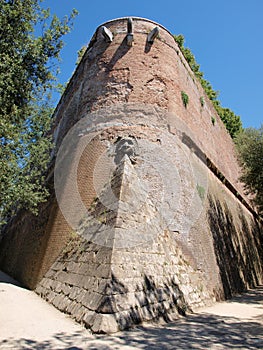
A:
[88,16,177,50]
[98,16,173,36]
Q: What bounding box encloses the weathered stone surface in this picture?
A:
[82,310,96,328]
[91,314,119,334]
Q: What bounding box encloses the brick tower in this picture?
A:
[0,17,262,333]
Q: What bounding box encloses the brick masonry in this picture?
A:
[0,17,262,333]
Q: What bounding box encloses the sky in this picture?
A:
[43,0,263,128]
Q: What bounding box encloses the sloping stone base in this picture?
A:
[36,155,214,333]
[36,230,212,333]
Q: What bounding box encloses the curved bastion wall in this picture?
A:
[0,17,262,333]
[52,17,244,197]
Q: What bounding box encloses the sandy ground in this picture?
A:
[0,271,262,349]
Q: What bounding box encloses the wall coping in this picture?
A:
[98,16,174,37]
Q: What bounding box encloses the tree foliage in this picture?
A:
[76,45,87,66]
[0,0,77,224]
[235,126,263,215]
[174,34,243,138]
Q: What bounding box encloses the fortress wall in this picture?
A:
[34,121,263,332]
[0,197,73,288]
[206,172,263,298]
[0,18,262,331]
[52,18,244,196]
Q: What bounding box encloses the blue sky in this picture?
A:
[44,0,262,128]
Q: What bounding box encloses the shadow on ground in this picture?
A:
[230,285,263,305]
[1,291,262,350]
[0,315,262,349]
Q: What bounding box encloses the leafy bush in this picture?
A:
[174,34,242,138]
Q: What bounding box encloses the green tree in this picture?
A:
[76,45,87,66]
[174,34,242,138]
[215,106,243,139]
[0,0,77,224]
[235,126,263,215]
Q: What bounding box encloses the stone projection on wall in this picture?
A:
[0,17,262,333]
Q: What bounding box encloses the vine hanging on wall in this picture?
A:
[181,91,189,108]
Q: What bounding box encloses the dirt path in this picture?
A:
[0,271,262,349]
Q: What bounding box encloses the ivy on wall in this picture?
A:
[174,34,242,138]
[181,91,189,108]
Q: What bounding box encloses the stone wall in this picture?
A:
[36,234,212,333]
[35,117,263,332]
[0,17,262,332]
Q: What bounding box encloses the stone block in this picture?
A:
[78,251,95,262]
[46,290,57,304]
[93,278,109,293]
[54,270,68,282]
[96,295,118,313]
[156,287,169,302]
[52,294,63,309]
[66,273,83,287]
[66,300,78,314]
[51,280,63,293]
[77,262,90,275]
[82,310,96,328]
[51,261,65,271]
[75,306,88,323]
[71,301,83,316]
[35,285,45,296]
[91,314,119,334]
[83,276,97,290]
[95,263,111,278]
[61,283,71,296]
[81,291,103,311]
[116,311,133,331]
[69,286,82,300]
[141,305,154,321]
[94,247,112,264]
[57,296,71,312]
[67,261,82,273]
[75,289,90,304]
[135,291,148,307]
[41,278,52,289]
[114,293,137,312]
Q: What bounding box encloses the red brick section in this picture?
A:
[52,17,247,204]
